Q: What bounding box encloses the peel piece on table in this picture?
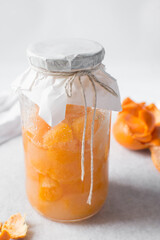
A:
[113,97,160,172]
[0,223,2,232]
[150,126,160,146]
[113,112,150,150]
[146,104,160,124]
[1,213,28,239]
[0,230,10,240]
[113,98,156,150]
[150,146,160,172]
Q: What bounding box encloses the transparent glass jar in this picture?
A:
[16,39,120,222]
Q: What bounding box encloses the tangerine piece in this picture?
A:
[122,98,145,117]
[62,164,108,195]
[146,103,160,125]
[65,104,86,123]
[151,126,160,146]
[124,110,155,143]
[43,122,73,147]
[113,98,158,150]
[122,98,145,113]
[113,112,149,150]
[138,109,155,132]
[39,175,63,201]
[72,110,101,142]
[114,98,160,172]
[32,115,51,145]
[0,223,2,231]
[150,146,160,172]
[0,230,10,240]
[124,113,146,134]
[25,158,40,182]
[23,134,82,183]
[2,213,28,239]
[25,113,51,146]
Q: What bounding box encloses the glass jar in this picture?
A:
[16,39,121,222]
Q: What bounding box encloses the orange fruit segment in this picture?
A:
[113,112,149,150]
[113,98,160,150]
[26,114,51,146]
[146,104,160,125]
[0,230,10,240]
[124,113,146,134]
[43,122,73,147]
[1,213,28,239]
[114,98,160,173]
[0,223,2,232]
[72,110,102,142]
[150,126,160,146]
[150,146,160,172]
[65,104,86,123]
[39,175,63,202]
[33,115,51,144]
[122,98,145,117]
[139,109,155,132]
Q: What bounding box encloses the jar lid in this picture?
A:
[27,39,105,72]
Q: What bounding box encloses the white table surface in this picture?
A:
[0,111,160,240]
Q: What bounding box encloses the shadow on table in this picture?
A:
[126,148,151,157]
[73,180,160,226]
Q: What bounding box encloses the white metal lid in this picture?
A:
[27,39,105,72]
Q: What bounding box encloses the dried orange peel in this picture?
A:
[0,230,10,240]
[113,98,160,172]
[0,213,28,240]
[0,223,2,232]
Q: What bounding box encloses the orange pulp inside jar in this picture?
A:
[22,104,110,222]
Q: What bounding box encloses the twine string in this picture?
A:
[78,77,87,182]
[86,75,97,205]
